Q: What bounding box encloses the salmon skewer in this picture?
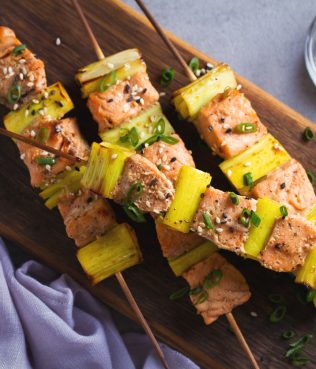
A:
[71,2,258,368]
[0,26,169,369]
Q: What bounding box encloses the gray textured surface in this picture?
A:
[124,0,316,122]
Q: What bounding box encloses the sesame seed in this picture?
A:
[145,200,151,207]
[111,153,118,160]
[45,164,51,171]
[32,99,39,104]
[223,123,231,130]
[22,67,27,75]
[65,166,72,171]
[197,225,203,234]
[139,98,145,105]
[159,92,166,97]
[2,67,8,74]
[30,130,36,137]
[140,131,145,138]
[43,91,49,99]
[25,109,29,117]
[123,103,129,113]
[215,217,221,224]
[215,227,224,233]
[19,59,26,64]
[39,109,45,116]
[150,115,156,122]
[227,169,232,177]
[250,311,258,318]
[29,73,35,82]
[206,62,214,69]
[13,103,19,111]
[20,153,25,160]
[107,62,114,68]
[244,162,251,167]
[124,63,130,69]
[164,165,170,170]
[56,37,61,46]
[144,143,149,148]
[27,82,34,88]
[19,73,24,80]
[5,74,12,79]
[8,66,13,74]
[221,140,227,147]
[237,84,242,90]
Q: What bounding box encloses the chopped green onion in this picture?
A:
[285,344,305,359]
[280,205,288,218]
[282,330,296,340]
[137,134,178,151]
[243,172,253,187]
[159,135,179,144]
[289,352,310,367]
[269,305,287,323]
[229,192,240,205]
[12,44,26,56]
[239,208,251,227]
[189,285,203,296]
[303,127,314,141]
[156,163,162,170]
[235,122,257,134]
[289,334,313,348]
[250,210,261,227]
[99,70,116,92]
[268,293,286,305]
[7,84,21,104]
[120,127,139,147]
[35,157,56,166]
[203,269,223,289]
[123,203,146,223]
[306,169,314,184]
[306,289,316,302]
[126,182,143,204]
[223,86,232,98]
[160,67,174,86]
[36,127,49,144]
[169,286,190,300]
[188,56,200,74]
[153,118,165,135]
[193,290,208,305]
[203,212,213,229]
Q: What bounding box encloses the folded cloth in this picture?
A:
[0,239,199,369]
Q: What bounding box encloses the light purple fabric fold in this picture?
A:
[0,239,199,369]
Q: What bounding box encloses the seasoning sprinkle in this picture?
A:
[243,172,253,187]
[280,205,288,218]
[303,127,314,141]
[12,44,26,56]
[36,157,56,166]
[160,67,175,86]
[269,305,287,323]
[203,212,213,229]
[235,122,257,134]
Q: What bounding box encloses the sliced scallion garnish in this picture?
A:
[306,289,316,302]
[120,127,139,147]
[153,118,165,135]
[8,84,21,104]
[169,286,190,301]
[35,157,56,166]
[36,127,49,144]
[99,70,116,92]
[268,293,286,305]
[250,210,261,227]
[188,56,200,74]
[280,205,288,218]
[229,192,239,205]
[12,44,26,56]
[269,305,287,323]
[303,127,314,141]
[282,330,296,340]
[240,208,251,227]
[123,203,146,223]
[202,212,213,229]
[243,172,253,187]
[306,169,314,184]
[235,122,257,134]
[203,269,223,289]
[160,67,174,86]
[193,290,208,305]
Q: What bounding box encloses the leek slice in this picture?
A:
[81,142,133,199]
[168,240,218,276]
[39,166,86,209]
[77,223,142,285]
[219,134,291,193]
[295,205,316,289]
[172,64,237,120]
[4,82,74,134]
[75,49,141,84]
[81,58,146,98]
[99,103,174,147]
[244,197,281,258]
[163,166,212,233]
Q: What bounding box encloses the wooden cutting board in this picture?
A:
[0,1,315,368]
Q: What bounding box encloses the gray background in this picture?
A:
[123,0,316,122]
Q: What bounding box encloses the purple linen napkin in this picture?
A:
[0,239,200,369]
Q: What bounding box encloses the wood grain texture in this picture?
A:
[0,1,315,368]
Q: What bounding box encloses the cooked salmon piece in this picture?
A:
[112,154,174,214]
[258,214,316,272]
[183,253,251,324]
[87,72,159,133]
[191,186,257,253]
[0,26,20,58]
[155,221,204,259]
[17,117,90,187]
[0,27,47,109]
[58,189,117,247]
[196,89,267,159]
[251,159,316,214]
[142,133,195,185]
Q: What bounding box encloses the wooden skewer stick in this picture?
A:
[0,124,170,369]
[71,1,169,368]
[134,1,261,369]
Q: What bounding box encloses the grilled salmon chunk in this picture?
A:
[142,133,195,185]
[156,221,205,259]
[17,117,90,187]
[258,214,316,272]
[87,72,159,133]
[112,154,174,213]
[58,189,117,247]
[192,186,257,253]
[183,253,251,324]
[251,159,316,214]
[196,89,267,159]
[0,27,47,109]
